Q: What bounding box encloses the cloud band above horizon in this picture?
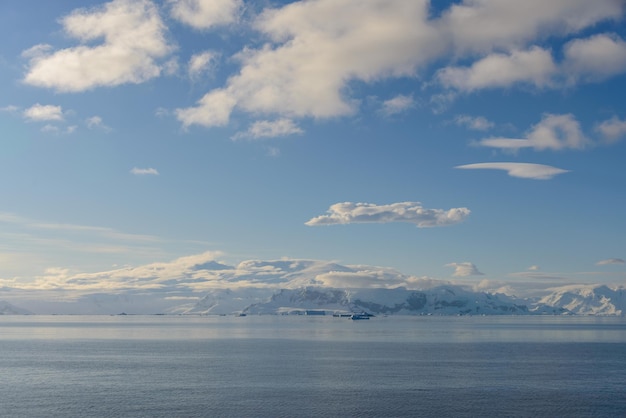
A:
[305,202,470,227]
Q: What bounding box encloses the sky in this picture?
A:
[1,0,626,303]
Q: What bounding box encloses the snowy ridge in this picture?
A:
[185,286,539,315]
[0,300,32,315]
[2,255,625,315]
[181,284,626,316]
[537,285,626,316]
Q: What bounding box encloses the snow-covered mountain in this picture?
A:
[0,300,32,315]
[536,285,626,316]
[171,288,275,315]
[177,284,626,316]
[3,254,624,315]
[178,286,530,316]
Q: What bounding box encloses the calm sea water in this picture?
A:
[1,315,625,417]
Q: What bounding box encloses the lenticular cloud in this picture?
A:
[305,202,470,228]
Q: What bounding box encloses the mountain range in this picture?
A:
[174,284,625,316]
[2,258,624,315]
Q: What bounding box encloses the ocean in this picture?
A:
[1,315,625,417]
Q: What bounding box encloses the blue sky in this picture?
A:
[1,0,626,299]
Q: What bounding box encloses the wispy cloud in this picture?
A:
[22,0,174,92]
[168,0,242,30]
[445,262,484,277]
[379,94,415,117]
[0,212,160,243]
[305,202,470,228]
[23,103,64,121]
[0,105,20,113]
[188,50,218,79]
[596,258,625,266]
[477,114,589,151]
[40,124,77,135]
[232,119,303,140]
[455,162,569,180]
[130,167,159,176]
[85,116,112,131]
[454,114,494,131]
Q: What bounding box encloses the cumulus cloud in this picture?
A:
[23,0,174,92]
[130,167,159,175]
[305,202,470,228]
[176,88,236,127]
[596,258,625,266]
[232,119,303,140]
[477,113,589,151]
[168,0,242,30]
[23,104,64,122]
[176,0,444,127]
[173,0,624,129]
[596,116,626,144]
[445,262,484,277]
[454,115,494,131]
[456,162,569,180]
[563,33,626,82]
[379,94,416,117]
[439,0,623,54]
[437,47,557,91]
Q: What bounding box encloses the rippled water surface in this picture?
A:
[1,315,625,417]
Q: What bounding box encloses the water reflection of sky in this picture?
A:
[0,315,624,343]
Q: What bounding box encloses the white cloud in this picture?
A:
[563,33,626,82]
[445,262,484,277]
[455,162,570,180]
[437,47,557,91]
[188,50,217,78]
[596,116,626,144]
[439,0,623,54]
[596,258,625,266]
[528,265,540,271]
[232,119,303,140]
[0,252,449,299]
[379,94,415,117]
[174,0,625,129]
[477,113,589,151]
[305,202,470,228]
[168,0,242,30]
[130,167,159,175]
[23,104,64,122]
[176,88,236,128]
[454,115,494,131]
[23,0,174,92]
[176,0,444,127]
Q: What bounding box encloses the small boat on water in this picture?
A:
[350,313,370,320]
